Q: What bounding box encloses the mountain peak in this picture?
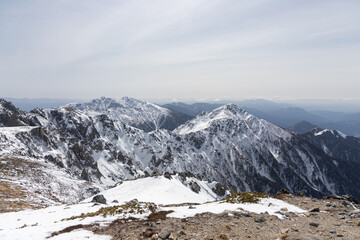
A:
[64,97,192,132]
[0,99,21,113]
[174,104,251,135]
[0,99,30,127]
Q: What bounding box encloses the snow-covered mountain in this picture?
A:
[67,97,192,132]
[302,128,360,164]
[1,97,360,209]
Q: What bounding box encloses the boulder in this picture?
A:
[158,228,171,239]
[91,194,107,204]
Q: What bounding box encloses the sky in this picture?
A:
[0,0,360,100]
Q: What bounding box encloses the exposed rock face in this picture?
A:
[189,181,201,194]
[0,99,31,127]
[1,97,360,202]
[212,183,227,197]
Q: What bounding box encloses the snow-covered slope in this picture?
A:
[0,175,305,240]
[83,175,222,205]
[302,128,360,164]
[1,98,360,208]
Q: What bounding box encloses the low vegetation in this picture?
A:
[223,192,268,204]
[63,202,158,221]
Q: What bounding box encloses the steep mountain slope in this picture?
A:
[302,129,360,163]
[172,105,360,198]
[0,99,32,127]
[1,98,360,206]
[68,97,192,132]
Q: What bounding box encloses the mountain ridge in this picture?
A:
[1,97,360,209]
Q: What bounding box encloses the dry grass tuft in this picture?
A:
[279,233,289,240]
[224,223,232,230]
[63,202,158,221]
[224,192,268,204]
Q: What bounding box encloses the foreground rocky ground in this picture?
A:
[84,194,360,240]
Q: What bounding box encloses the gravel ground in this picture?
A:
[85,194,360,240]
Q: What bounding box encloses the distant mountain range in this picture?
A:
[163,101,360,137]
[1,97,360,209]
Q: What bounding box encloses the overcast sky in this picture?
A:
[0,0,359,100]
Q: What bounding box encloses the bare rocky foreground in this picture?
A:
[52,194,360,240]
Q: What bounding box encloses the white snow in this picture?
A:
[175,105,241,135]
[51,229,111,240]
[165,197,305,219]
[66,97,171,131]
[83,175,220,205]
[0,175,306,240]
[315,129,347,139]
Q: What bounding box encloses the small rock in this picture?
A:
[329,230,336,234]
[178,230,186,236]
[254,216,266,223]
[304,212,311,217]
[309,222,319,227]
[280,228,289,234]
[164,172,172,179]
[189,205,196,209]
[112,200,119,203]
[281,208,288,212]
[158,228,171,239]
[143,228,156,237]
[147,222,156,228]
[276,188,291,195]
[309,207,320,212]
[91,194,107,204]
[126,199,138,205]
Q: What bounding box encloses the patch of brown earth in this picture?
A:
[87,195,360,240]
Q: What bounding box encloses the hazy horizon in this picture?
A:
[4,96,360,112]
